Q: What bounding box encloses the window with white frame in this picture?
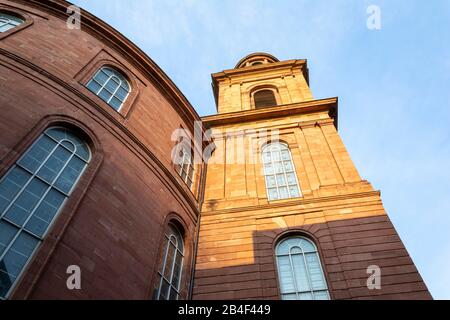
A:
[154,224,184,300]
[276,236,330,300]
[86,66,130,111]
[175,145,194,189]
[262,142,301,201]
[0,12,23,33]
[0,128,90,299]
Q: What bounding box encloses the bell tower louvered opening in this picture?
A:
[254,89,277,109]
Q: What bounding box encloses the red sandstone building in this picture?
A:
[0,0,431,300]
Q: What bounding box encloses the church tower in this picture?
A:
[193,53,431,300]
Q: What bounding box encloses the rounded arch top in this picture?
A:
[261,140,290,153]
[40,116,103,157]
[0,9,25,22]
[44,126,92,162]
[276,236,318,255]
[99,66,131,89]
[235,52,280,69]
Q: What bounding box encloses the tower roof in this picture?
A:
[235,52,280,69]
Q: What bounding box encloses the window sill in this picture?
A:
[267,196,303,204]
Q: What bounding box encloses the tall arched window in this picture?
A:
[276,236,330,300]
[178,148,194,189]
[0,12,24,33]
[173,141,194,189]
[262,142,301,201]
[86,66,130,111]
[0,127,90,299]
[254,89,277,108]
[154,223,185,300]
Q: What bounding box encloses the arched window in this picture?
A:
[262,142,301,201]
[276,236,330,300]
[86,66,130,111]
[0,128,90,299]
[254,89,277,108]
[173,142,194,189]
[179,148,194,189]
[154,223,185,300]
[0,12,24,33]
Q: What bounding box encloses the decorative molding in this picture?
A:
[202,97,339,128]
[73,49,142,120]
[211,59,308,109]
[0,4,35,41]
[214,59,307,80]
[201,190,381,216]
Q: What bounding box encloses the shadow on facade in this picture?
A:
[192,215,432,300]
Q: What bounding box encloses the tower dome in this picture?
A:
[235,52,279,68]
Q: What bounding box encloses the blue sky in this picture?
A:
[71,0,450,299]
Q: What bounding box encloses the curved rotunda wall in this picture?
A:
[0,0,203,299]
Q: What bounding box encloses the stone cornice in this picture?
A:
[201,190,382,217]
[201,97,339,129]
[10,0,204,133]
[212,59,307,80]
[211,59,309,108]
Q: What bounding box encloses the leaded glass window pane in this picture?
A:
[86,67,131,111]
[155,224,184,300]
[262,143,302,201]
[0,13,23,33]
[175,145,194,189]
[276,237,330,300]
[0,127,90,299]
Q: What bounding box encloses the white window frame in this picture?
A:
[0,12,24,33]
[262,142,302,201]
[0,127,90,299]
[275,236,330,300]
[155,224,185,300]
[86,67,130,111]
[175,144,194,189]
